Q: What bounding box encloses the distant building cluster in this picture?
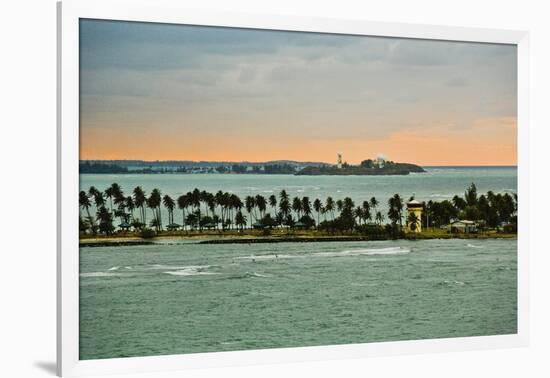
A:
[335,152,386,168]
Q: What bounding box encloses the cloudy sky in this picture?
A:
[79,19,517,165]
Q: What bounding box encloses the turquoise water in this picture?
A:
[79,167,517,360]
[79,238,517,360]
[80,167,517,224]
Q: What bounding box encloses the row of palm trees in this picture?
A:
[79,184,390,235]
[79,183,518,236]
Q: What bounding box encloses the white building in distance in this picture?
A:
[376,154,386,168]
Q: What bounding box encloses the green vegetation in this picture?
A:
[79,161,129,174]
[79,183,517,242]
[79,159,426,176]
[296,160,426,175]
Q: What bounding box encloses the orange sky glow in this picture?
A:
[79,20,517,166]
[80,116,517,166]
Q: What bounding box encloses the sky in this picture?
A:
[79,19,517,166]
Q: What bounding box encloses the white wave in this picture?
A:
[124,266,132,270]
[108,266,120,271]
[80,272,120,278]
[316,247,410,257]
[147,264,206,270]
[236,247,409,261]
[249,272,271,278]
[444,280,465,285]
[163,266,217,276]
[235,254,295,260]
[467,244,484,249]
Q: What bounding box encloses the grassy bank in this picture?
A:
[79,228,516,247]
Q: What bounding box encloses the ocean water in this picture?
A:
[79,238,517,360]
[79,167,518,359]
[79,166,517,224]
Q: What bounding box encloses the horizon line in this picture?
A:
[80,159,517,168]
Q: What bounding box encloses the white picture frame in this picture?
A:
[57,0,530,376]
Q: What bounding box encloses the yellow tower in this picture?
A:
[406,199,423,233]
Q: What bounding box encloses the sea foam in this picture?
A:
[467,244,484,249]
[236,247,409,261]
[80,272,120,278]
[315,246,410,257]
[163,265,217,276]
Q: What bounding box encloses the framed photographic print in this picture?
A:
[57,0,529,376]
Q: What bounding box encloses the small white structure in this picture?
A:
[450,220,478,233]
[337,152,343,169]
[376,154,386,168]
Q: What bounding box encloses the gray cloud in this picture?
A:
[80,19,517,142]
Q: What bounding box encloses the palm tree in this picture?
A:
[425,200,434,230]
[96,206,114,235]
[269,195,277,215]
[185,213,198,230]
[301,197,312,217]
[207,193,216,219]
[362,200,372,224]
[375,211,384,225]
[279,190,290,217]
[215,191,225,226]
[464,182,478,206]
[133,186,146,224]
[110,183,125,210]
[292,197,302,218]
[125,196,135,222]
[104,187,114,213]
[452,195,466,211]
[163,194,175,225]
[191,188,201,225]
[148,189,162,231]
[221,192,232,229]
[79,190,92,219]
[200,190,210,216]
[255,195,267,218]
[245,196,256,227]
[177,194,190,230]
[387,194,403,227]
[79,191,94,233]
[336,199,344,214]
[369,197,378,212]
[235,211,247,231]
[90,187,105,209]
[325,196,335,220]
[313,198,322,225]
[88,186,100,208]
[354,207,364,225]
[408,211,420,232]
[230,194,243,229]
[149,217,161,231]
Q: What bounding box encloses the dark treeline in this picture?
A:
[79,162,299,175]
[296,160,425,176]
[80,162,129,174]
[79,183,517,238]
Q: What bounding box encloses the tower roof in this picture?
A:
[407,199,422,208]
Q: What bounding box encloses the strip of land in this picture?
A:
[79,229,516,247]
